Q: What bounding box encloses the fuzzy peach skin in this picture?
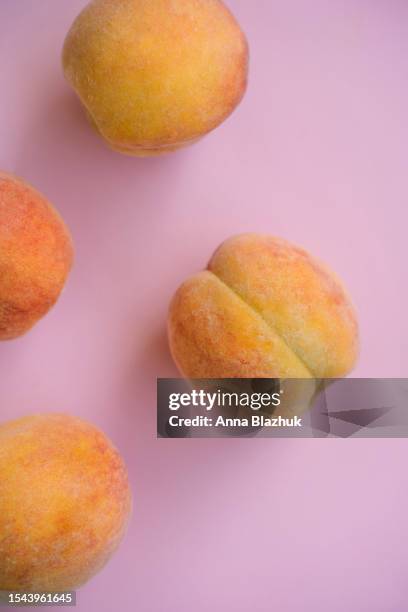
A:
[62,0,249,156]
[0,414,132,593]
[168,234,359,379]
[0,173,73,340]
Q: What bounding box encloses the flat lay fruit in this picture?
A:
[0,414,132,592]
[62,0,249,156]
[0,173,73,340]
[168,233,359,378]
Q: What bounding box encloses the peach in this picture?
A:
[0,414,132,593]
[0,173,73,340]
[168,234,359,379]
[62,0,249,156]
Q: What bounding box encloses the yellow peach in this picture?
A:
[0,414,132,592]
[62,0,249,156]
[168,234,359,379]
[0,173,73,340]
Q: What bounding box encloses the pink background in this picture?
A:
[1,1,408,610]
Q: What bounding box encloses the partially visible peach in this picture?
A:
[0,173,73,340]
[0,414,132,592]
[62,0,249,156]
[168,234,359,379]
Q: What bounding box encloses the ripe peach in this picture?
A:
[0,414,132,593]
[168,234,359,379]
[62,0,249,156]
[0,173,73,340]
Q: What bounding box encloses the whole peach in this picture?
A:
[0,173,73,340]
[62,0,249,156]
[168,234,359,379]
[0,414,132,593]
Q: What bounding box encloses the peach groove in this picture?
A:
[207,270,314,377]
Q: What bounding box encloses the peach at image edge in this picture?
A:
[0,413,132,593]
[168,233,359,379]
[62,0,249,156]
[0,172,73,340]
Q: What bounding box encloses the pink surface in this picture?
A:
[1,1,408,610]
